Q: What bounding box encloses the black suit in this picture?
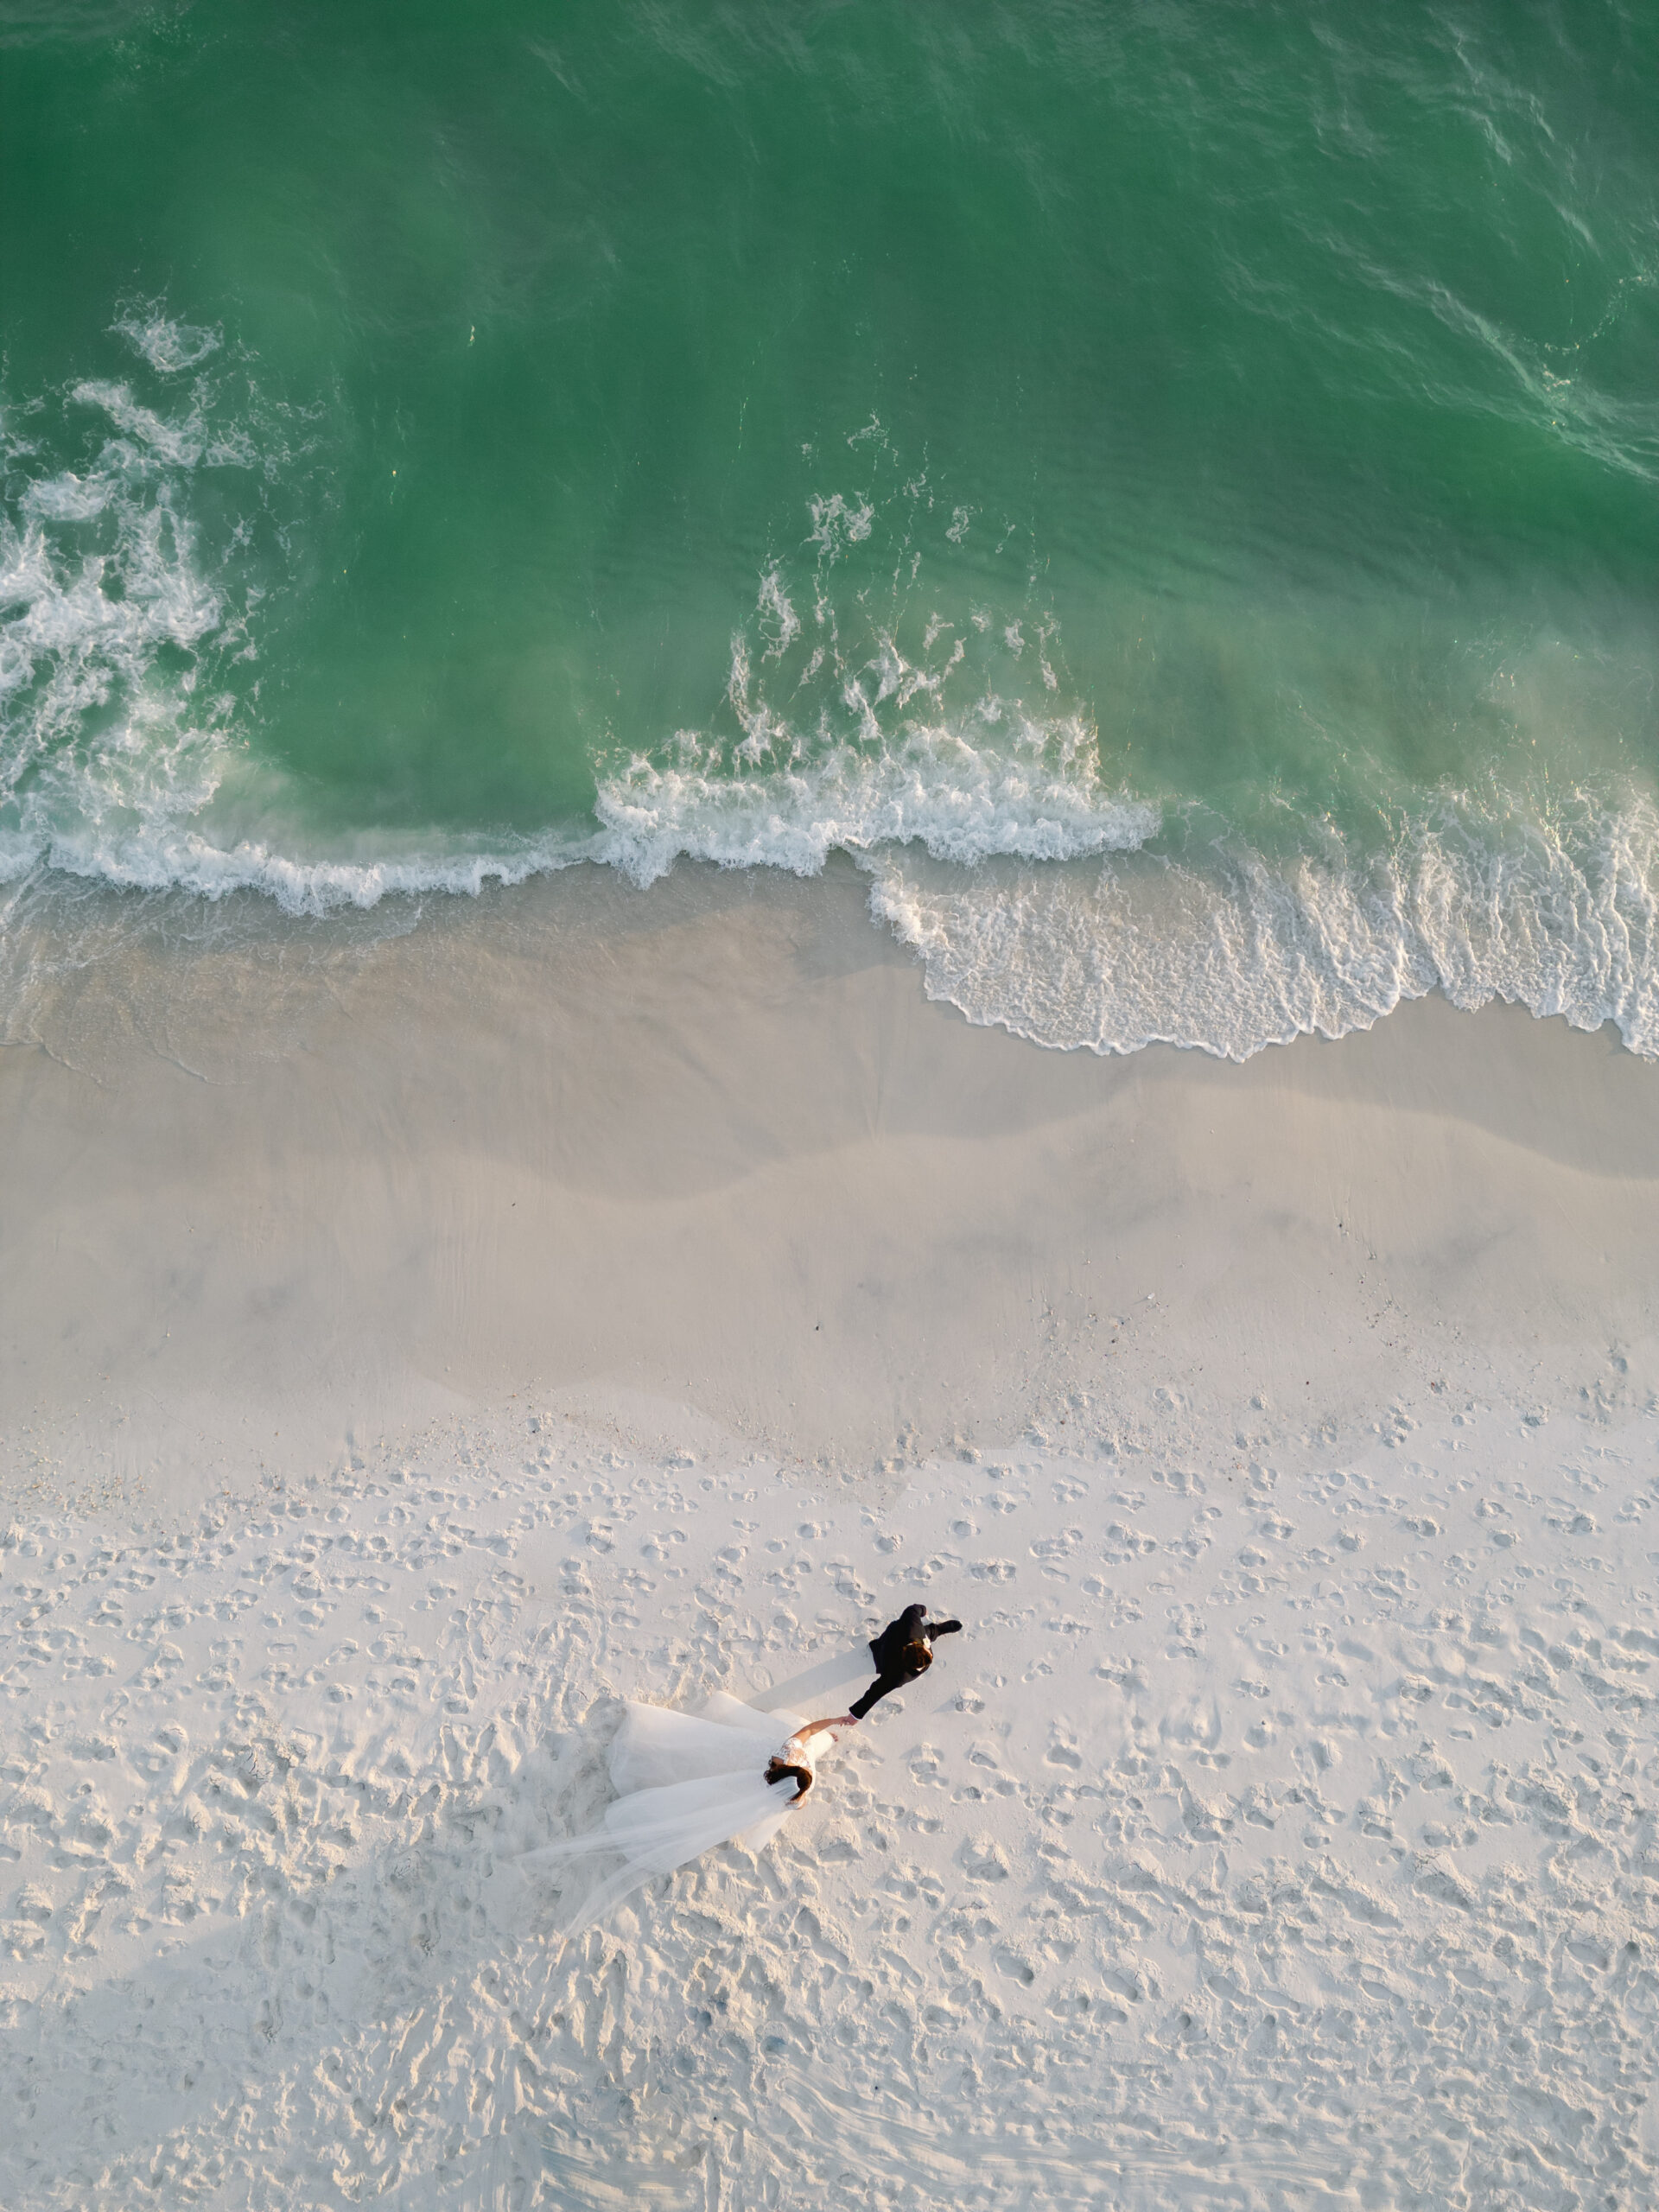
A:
[849,1606,963,1719]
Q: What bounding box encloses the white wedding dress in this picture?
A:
[521,1692,855,1933]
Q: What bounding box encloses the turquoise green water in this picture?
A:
[3,3,1659,1051]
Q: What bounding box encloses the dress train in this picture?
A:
[521,1692,817,1934]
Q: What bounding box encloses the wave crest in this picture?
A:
[592,721,1159,886]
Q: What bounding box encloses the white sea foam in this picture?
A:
[109,306,222,375]
[66,378,210,467]
[17,745,1659,1077]
[0,427,1161,917]
[0,728,1154,919]
[0,817,601,912]
[1,312,304,910]
[865,793,1659,1059]
[591,722,1160,885]
[1,418,238,870]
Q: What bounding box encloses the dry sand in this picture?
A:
[3,867,1659,2209]
[5,1383,1658,2209]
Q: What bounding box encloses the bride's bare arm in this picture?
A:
[777,1713,857,1754]
[766,1713,861,1798]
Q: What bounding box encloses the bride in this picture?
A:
[522,1610,962,1933]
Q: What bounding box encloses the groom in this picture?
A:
[848,1605,963,1718]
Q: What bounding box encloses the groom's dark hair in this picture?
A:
[848,1638,931,1719]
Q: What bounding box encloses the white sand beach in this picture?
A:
[3,868,1658,2208]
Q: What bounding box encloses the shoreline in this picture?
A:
[3,858,1656,1514]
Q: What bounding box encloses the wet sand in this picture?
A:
[3,860,1656,1510]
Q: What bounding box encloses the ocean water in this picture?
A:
[3,0,1658,1055]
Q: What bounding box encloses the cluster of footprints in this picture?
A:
[3,1391,1657,2208]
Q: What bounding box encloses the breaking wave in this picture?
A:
[7,327,1659,1063]
[867,791,1659,1059]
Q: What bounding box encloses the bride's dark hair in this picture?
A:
[766,1757,813,1800]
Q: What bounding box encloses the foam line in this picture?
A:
[864,794,1659,1059]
